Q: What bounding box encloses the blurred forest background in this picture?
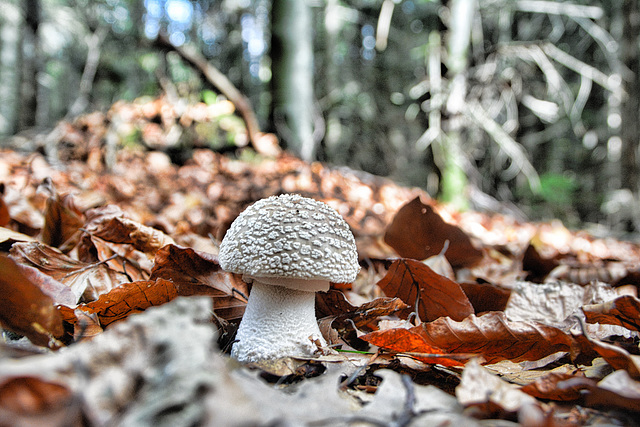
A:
[0,0,639,233]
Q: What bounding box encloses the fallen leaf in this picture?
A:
[65,279,179,327]
[522,243,559,282]
[0,184,9,226]
[579,332,640,380]
[0,254,64,347]
[149,244,248,321]
[459,281,511,313]
[0,376,72,413]
[360,327,464,367]
[317,290,409,351]
[38,178,84,250]
[0,376,82,426]
[377,258,474,322]
[399,312,578,364]
[317,290,408,330]
[588,369,640,412]
[384,197,482,267]
[11,241,129,301]
[456,359,539,417]
[520,372,588,401]
[582,295,640,332]
[79,205,175,259]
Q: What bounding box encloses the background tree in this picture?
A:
[0,0,637,231]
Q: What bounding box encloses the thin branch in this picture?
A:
[515,0,603,20]
[541,43,624,94]
[464,100,541,191]
[154,34,280,156]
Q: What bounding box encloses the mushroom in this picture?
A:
[218,194,360,362]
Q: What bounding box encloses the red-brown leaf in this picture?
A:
[520,372,589,401]
[150,244,248,321]
[377,258,474,322]
[411,312,576,364]
[582,295,640,332]
[384,197,482,267]
[0,254,64,347]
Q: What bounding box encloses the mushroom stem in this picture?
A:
[231,280,327,362]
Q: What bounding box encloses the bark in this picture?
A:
[440,0,476,210]
[18,0,40,131]
[620,0,640,193]
[0,0,23,137]
[271,0,316,161]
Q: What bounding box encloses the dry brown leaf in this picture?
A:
[459,281,511,314]
[317,290,408,330]
[0,184,9,227]
[38,178,84,250]
[317,290,409,351]
[11,241,129,301]
[0,376,81,426]
[582,295,640,332]
[384,197,482,267]
[79,205,175,258]
[520,372,589,401]
[406,312,577,364]
[588,370,640,412]
[377,258,474,322]
[0,254,64,348]
[580,333,640,380]
[149,244,248,321]
[65,278,179,327]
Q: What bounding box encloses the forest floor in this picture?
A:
[1,97,640,426]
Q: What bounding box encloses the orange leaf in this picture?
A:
[384,197,482,267]
[377,258,474,322]
[361,327,464,367]
[0,255,64,347]
[414,312,576,364]
[72,279,179,327]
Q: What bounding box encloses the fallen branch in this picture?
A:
[154,35,280,156]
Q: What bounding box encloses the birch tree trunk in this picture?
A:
[271,0,316,161]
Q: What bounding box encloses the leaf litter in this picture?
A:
[1,100,640,425]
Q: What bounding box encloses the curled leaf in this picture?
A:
[384,197,482,267]
[377,258,474,322]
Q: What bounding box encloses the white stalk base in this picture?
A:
[231,281,327,362]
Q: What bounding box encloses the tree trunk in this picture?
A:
[0,0,23,137]
[18,0,40,131]
[440,0,476,210]
[620,0,640,193]
[271,0,316,161]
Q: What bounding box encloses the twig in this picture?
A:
[515,0,603,20]
[154,34,279,156]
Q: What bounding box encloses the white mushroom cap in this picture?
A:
[218,194,360,291]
